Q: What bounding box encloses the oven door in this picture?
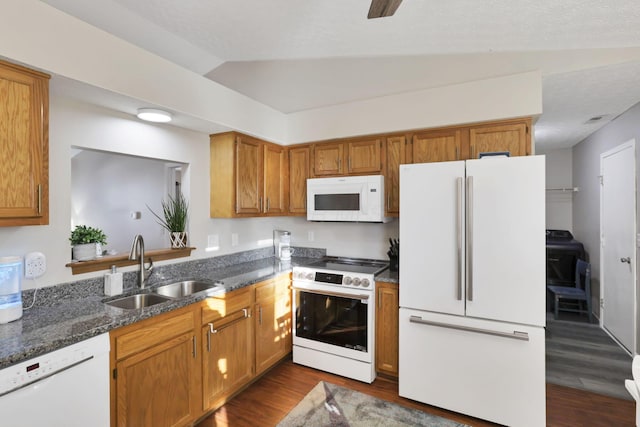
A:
[292,281,374,363]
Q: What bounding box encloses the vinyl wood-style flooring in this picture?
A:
[195,358,636,427]
[546,316,632,400]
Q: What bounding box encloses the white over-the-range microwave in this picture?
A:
[306,175,391,223]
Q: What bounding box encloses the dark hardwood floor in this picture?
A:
[196,358,636,427]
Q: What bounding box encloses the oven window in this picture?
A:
[296,290,368,352]
[314,194,360,211]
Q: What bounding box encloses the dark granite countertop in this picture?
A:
[0,254,319,370]
[375,268,399,284]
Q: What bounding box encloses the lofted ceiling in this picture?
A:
[41,0,640,151]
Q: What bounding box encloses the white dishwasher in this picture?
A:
[0,333,110,427]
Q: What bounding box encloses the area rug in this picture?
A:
[277,381,469,427]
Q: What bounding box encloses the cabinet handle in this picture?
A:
[466,176,474,302]
[259,197,263,212]
[456,177,463,301]
[266,198,270,212]
[192,336,197,358]
[337,158,341,171]
[348,157,352,172]
[208,308,251,334]
[455,146,459,160]
[259,306,263,325]
[37,184,42,215]
[207,327,211,352]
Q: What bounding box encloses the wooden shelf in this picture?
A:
[65,247,195,275]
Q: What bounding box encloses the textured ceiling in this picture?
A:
[41,0,640,149]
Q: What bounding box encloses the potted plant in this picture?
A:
[70,225,107,261]
[148,192,189,248]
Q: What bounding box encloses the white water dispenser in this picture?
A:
[0,256,23,324]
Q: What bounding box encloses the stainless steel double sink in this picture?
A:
[104,280,224,310]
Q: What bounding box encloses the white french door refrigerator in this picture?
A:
[399,155,545,427]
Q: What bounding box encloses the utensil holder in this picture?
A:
[389,255,399,272]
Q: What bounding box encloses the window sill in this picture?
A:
[65,247,195,275]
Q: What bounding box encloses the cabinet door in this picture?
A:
[263,143,286,214]
[469,122,529,158]
[313,143,343,176]
[376,282,399,377]
[288,146,310,214]
[116,333,198,427]
[255,277,292,375]
[412,129,461,164]
[0,62,49,225]
[385,136,406,215]
[202,309,254,411]
[347,138,382,174]
[235,136,262,214]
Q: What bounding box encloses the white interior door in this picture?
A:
[601,140,636,354]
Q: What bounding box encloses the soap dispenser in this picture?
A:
[104,265,123,296]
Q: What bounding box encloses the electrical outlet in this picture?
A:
[25,252,46,279]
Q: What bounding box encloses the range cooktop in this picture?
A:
[305,257,388,275]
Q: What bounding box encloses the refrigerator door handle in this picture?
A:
[456,177,463,301]
[409,316,530,341]
[466,175,474,301]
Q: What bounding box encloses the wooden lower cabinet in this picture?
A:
[110,306,199,427]
[376,281,399,378]
[254,275,292,375]
[201,286,254,412]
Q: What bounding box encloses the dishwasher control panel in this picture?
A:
[0,334,109,396]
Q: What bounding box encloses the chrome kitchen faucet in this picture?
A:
[128,234,154,288]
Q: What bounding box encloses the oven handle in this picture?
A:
[292,286,370,300]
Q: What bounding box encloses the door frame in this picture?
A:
[599,139,637,355]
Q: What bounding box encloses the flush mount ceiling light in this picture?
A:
[136,108,172,123]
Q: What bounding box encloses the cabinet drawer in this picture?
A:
[202,286,253,324]
[114,309,195,360]
[255,275,290,301]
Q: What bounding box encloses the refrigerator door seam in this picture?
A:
[408,315,530,341]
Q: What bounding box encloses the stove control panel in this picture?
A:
[293,268,374,290]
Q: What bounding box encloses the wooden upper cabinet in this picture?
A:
[311,138,382,177]
[288,145,310,215]
[210,132,288,218]
[385,136,406,216]
[313,142,343,176]
[411,129,462,164]
[468,120,530,158]
[0,60,50,226]
[263,143,287,215]
[235,136,262,214]
[347,138,382,174]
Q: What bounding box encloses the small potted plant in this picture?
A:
[148,192,189,248]
[70,225,107,261]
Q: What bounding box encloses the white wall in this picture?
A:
[0,96,400,290]
[573,101,640,320]
[538,148,573,231]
